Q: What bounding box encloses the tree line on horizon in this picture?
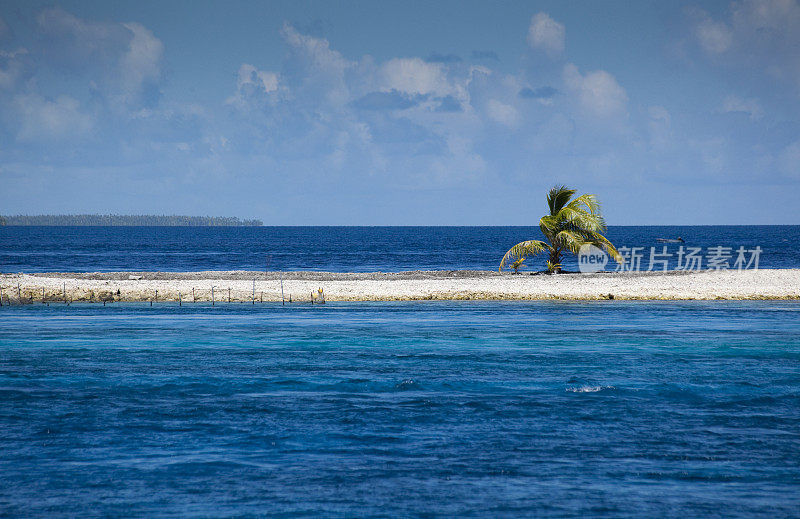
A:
[0,215,263,226]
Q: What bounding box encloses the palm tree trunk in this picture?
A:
[548,249,562,273]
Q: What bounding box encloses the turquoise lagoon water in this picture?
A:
[1,301,799,517]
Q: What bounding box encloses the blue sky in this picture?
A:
[1,0,799,224]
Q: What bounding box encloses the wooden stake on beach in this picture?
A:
[211,286,215,306]
[0,286,3,306]
[252,279,255,304]
[63,282,66,304]
[178,291,182,306]
[192,287,195,302]
[42,287,45,304]
[228,287,231,303]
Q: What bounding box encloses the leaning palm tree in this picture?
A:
[499,186,621,274]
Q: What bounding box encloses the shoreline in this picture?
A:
[1,269,799,303]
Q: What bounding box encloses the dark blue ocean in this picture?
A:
[1,302,799,517]
[2,227,800,516]
[1,225,799,272]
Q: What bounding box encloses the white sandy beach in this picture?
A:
[1,269,799,303]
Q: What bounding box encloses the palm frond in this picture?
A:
[554,207,605,232]
[499,240,550,272]
[552,230,585,254]
[566,194,601,216]
[539,214,559,238]
[587,234,622,261]
[546,185,576,216]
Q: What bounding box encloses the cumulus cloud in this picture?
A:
[35,8,164,106]
[732,0,800,34]
[117,23,163,102]
[0,48,28,90]
[527,13,565,58]
[689,0,800,91]
[380,58,451,96]
[36,8,130,69]
[279,23,353,108]
[14,93,93,141]
[222,25,400,174]
[3,4,796,222]
[221,26,495,187]
[694,18,733,54]
[227,63,280,108]
[563,63,627,119]
[352,90,423,111]
[486,99,520,127]
[722,95,763,119]
[238,63,279,93]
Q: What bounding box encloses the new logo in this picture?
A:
[578,244,608,273]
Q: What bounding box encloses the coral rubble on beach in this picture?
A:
[1,269,798,303]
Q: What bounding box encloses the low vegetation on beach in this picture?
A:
[499,186,621,274]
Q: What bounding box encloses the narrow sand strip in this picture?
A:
[1,270,798,303]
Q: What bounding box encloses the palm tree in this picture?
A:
[509,257,526,274]
[499,185,621,274]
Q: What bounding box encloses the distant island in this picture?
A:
[0,215,263,226]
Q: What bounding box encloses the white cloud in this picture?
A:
[14,93,93,141]
[239,64,279,93]
[380,58,450,96]
[222,26,491,187]
[118,22,163,102]
[722,95,763,119]
[731,0,800,34]
[563,63,628,118]
[0,49,28,90]
[690,0,800,91]
[36,8,130,68]
[486,99,520,127]
[227,64,280,108]
[280,23,353,106]
[34,8,164,107]
[280,23,349,73]
[694,18,733,54]
[527,13,565,58]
